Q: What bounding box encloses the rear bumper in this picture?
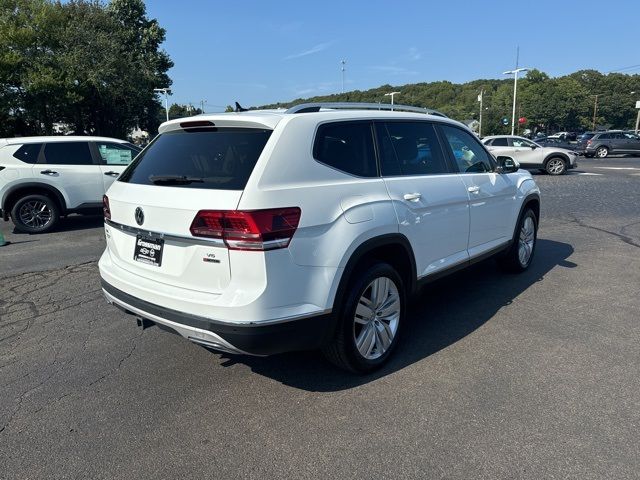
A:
[102,279,333,356]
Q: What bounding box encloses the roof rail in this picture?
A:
[284,102,448,118]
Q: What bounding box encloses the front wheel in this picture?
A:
[545,157,566,175]
[595,146,609,158]
[323,263,405,373]
[11,194,60,233]
[498,209,538,273]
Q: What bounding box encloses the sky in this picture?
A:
[145,0,640,112]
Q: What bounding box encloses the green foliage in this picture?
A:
[155,103,203,123]
[262,69,640,134]
[0,0,173,138]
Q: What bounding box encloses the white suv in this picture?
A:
[99,103,541,373]
[0,136,140,233]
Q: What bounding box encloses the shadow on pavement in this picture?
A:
[221,238,575,391]
[11,214,103,235]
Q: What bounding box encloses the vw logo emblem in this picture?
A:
[135,207,144,226]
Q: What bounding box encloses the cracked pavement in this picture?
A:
[0,157,639,479]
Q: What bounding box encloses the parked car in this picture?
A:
[576,132,596,152]
[482,135,578,175]
[548,131,577,141]
[582,131,640,157]
[0,136,141,233]
[535,137,576,150]
[99,102,541,373]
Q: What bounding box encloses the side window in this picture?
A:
[439,125,494,174]
[12,143,42,164]
[613,133,625,139]
[491,137,509,147]
[96,142,139,165]
[43,142,94,165]
[313,122,377,177]
[375,121,450,176]
[598,133,611,140]
[512,138,534,148]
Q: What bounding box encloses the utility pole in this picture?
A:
[341,60,346,94]
[154,88,171,122]
[200,100,207,114]
[478,90,484,138]
[591,94,600,130]
[384,91,401,110]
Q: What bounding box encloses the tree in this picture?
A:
[0,0,173,138]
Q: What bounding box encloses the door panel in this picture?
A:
[94,142,140,192]
[40,142,104,208]
[438,125,519,258]
[375,122,470,277]
[510,138,544,166]
[458,173,518,255]
[383,175,470,276]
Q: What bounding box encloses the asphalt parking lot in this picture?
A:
[1,157,639,479]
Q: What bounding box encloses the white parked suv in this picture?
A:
[0,136,140,233]
[99,103,541,373]
[482,135,578,175]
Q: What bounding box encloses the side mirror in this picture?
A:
[496,156,519,174]
[530,144,538,149]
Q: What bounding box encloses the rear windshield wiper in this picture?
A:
[149,175,205,185]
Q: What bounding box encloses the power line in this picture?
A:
[606,63,640,73]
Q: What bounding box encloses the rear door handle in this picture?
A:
[40,169,57,175]
[467,186,480,194]
[403,193,422,202]
[104,171,120,177]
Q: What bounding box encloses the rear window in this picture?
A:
[12,143,42,163]
[490,138,508,147]
[118,128,272,189]
[580,133,595,140]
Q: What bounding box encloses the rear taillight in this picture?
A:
[190,208,301,251]
[103,195,111,220]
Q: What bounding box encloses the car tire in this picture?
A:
[545,157,566,175]
[323,262,405,374]
[595,146,609,158]
[497,208,537,273]
[11,194,60,233]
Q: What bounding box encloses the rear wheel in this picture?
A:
[323,263,405,373]
[545,157,566,175]
[11,194,60,233]
[595,146,609,158]
[498,209,537,273]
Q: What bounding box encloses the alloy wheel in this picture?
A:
[596,147,608,158]
[547,158,565,174]
[518,216,535,267]
[353,276,400,360]
[18,200,53,229]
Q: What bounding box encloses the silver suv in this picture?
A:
[483,135,578,175]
